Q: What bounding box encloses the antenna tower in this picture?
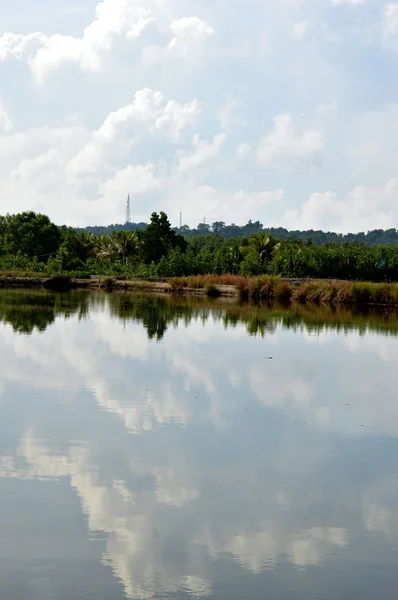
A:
[126,194,131,224]
[180,212,183,229]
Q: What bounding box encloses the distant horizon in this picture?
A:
[72,218,398,238]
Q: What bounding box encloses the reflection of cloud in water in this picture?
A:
[58,314,249,433]
[0,433,208,600]
[205,524,347,572]
[2,304,398,598]
[3,305,398,440]
[362,476,398,540]
[0,429,353,600]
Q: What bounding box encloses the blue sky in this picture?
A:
[1,0,398,230]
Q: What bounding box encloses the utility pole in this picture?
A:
[125,194,131,224]
[180,212,183,229]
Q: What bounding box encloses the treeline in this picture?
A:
[75,222,147,237]
[2,210,398,282]
[78,219,398,246]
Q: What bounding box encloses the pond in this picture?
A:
[1,289,398,599]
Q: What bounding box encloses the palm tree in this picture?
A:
[249,233,280,267]
[78,231,97,258]
[96,234,116,261]
[112,230,141,264]
[96,231,141,264]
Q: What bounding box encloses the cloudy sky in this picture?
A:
[1,0,398,231]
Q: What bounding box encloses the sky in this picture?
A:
[1,0,398,231]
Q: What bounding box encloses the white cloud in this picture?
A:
[0,0,398,230]
[257,113,324,171]
[142,15,215,65]
[169,16,214,43]
[176,133,226,173]
[384,3,398,36]
[174,186,284,226]
[0,32,46,61]
[98,163,160,200]
[0,6,214,81]
[0,100,12,132]
[95,88,199,143]
[66,87,199,182]
[284,178,398,233]
[0,0,155,81]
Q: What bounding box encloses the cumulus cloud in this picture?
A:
[257,114,324,171]
[176,133,226,173]
[67,88,199,180]
[0,0,155,81]
[167,16,214,55]
[0,32,46,61]
[0,0,397,230]
[284,178,398,233]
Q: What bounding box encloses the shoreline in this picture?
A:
[1,275,398,306]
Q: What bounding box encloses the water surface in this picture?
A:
[1,290,398,599]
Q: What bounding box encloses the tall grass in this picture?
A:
[292,280,398,306]
[3,269,398,306]
[169,275,398,305]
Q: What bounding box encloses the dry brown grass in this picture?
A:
[291,279,398,306]
[115,274,398,305]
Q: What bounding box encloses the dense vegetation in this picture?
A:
[2,210,398,282]
[78,219,398,246]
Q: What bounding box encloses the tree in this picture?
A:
[141,212,187,263]
[112,230,141,264]
[3,212,61,260]
[212,221,226,234]
[55,228,89,271]
[197,222,211,234]
[96,235,116,261]
[247,233,280,270]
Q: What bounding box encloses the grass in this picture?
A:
[291,280,398,306]
[168,275,398,306]
[3,269,398,306]
[0,269,46,278]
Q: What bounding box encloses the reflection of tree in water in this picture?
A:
[2,289,398,339]
[105,293,398,340]
[0,290,90,334]
[106,295,205,341]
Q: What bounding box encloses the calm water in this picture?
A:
[1,290,398,599]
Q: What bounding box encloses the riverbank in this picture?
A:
[1,273,398,306]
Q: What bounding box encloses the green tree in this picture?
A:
[141,212,187,263]
[112,230,141,264]
[3,212,61,260]
[212,221,226,234]
[247,233,280,270]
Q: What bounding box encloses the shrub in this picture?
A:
[169,277,188,293]
[103,277,115,290]
[206,284,221,298]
